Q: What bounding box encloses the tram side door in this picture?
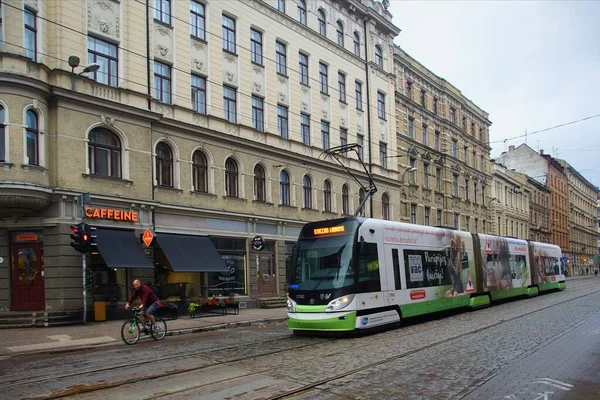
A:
[382,245,404,307]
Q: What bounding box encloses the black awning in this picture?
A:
[95,229,154,269]
[156,233,228,272]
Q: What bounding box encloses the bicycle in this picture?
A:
[121,307,167,345]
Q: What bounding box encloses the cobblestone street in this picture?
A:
[1,279,599,400]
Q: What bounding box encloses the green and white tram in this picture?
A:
[286,217,565,332]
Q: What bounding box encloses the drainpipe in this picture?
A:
[363,18,374,217]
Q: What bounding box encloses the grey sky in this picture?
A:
[389,0,600,186]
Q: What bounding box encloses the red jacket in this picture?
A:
[128,283,159,307]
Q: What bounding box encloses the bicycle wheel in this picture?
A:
[150,318,167,341]
[121,319,142,345]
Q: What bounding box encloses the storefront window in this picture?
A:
[89,252,129,304]
[208,238,247,296]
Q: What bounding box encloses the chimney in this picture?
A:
[508,145,515,152]
[540,149,544,155]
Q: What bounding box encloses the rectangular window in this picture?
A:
[409,158,416,184]
[406,81,412,99]
[482,184,486,204]
[463,146,468,162]
[433,98,438,115]
[355,81,363,110]
[481,156,484,171]
[321,121,330,150]
[437,209,442,226]
[462,116,467,131]
[358,243,381,292]
[465,178,470,201]
[423,163,429,189]
[472,151,476,167]
[380,142,387,168]
[450,107,456,123]
[357,134,364,160]
[435,131,440,151]
[340,128,348,148]
[319,63,328,94]
[250,29,263,64]
[276,0,285,12]
[471,122,475,136]
[377,91,385,119]
[475,218,478,234]
[222,14,236,53]
[299,52,309,85]
[422,124,428,146]
[24,8,37,61]
[191,75,207,114]
[436,168,441,191]
[87,36,118,87]
[466,216,470,231]
[300,113,310,145]
[338,72,346,102]
[474,183,478,204]
[153,61,171,104]
[190,1,206,40]
[407,118,415,139]
[392,249,402,290]
[420,90,426,107]
[252,96,264,131]
[276,41,287,75]
[454,213,460,229]
[223,85,237,123]
[277,105,289,138]
[410,204,417,224]
[154,0,171,25]
[453,174,459,196]
[451,139,457,158]
[425,207,430,226]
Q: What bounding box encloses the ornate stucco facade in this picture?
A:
[393,47,492,233]
[489,162,530,239]
[0,0,401,317]
[526,176,551,244]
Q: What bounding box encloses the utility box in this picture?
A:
[94,301,106,322]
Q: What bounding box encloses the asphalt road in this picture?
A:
[1,278,599,400]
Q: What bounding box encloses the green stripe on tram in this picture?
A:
[288,311,356,331]
[400,295,470,318]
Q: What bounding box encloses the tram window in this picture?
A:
[358,242,381,292]
[392,248,402,290]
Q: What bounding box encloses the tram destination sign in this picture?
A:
[313,226,345,236]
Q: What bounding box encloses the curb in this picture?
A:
[2,316,289,358]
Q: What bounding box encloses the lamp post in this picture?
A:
[401,167,417,185]
[68,55,100,91]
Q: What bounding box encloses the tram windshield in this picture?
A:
[291,233,355,291]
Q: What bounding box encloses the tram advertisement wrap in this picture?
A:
[383,225,476,299]
[478,234,530,291]
[531,242,562,285]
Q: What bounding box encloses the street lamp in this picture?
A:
[401,167,417,185]
[68,55,100,91]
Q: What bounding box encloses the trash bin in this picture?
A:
[94,301,106,322]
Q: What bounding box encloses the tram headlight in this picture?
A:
[325,294,355,312]
[286,297,296,313]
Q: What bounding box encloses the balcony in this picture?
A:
[0,182,52,218]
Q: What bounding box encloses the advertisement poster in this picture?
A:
[479,234,529,291]
[383,224,475,298]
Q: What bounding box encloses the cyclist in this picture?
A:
[125,279,161,332]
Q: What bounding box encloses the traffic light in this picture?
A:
[70,224,83,253]
[80,223,97,253]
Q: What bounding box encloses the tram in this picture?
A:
[286,217,565,332]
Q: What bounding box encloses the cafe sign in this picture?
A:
[85,207,139,222]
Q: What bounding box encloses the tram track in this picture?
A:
[27,282,599,400]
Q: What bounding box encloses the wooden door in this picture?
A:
[11,243,45,311]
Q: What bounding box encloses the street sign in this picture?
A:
[561,256,567,264]
[252,235,265,251]
[142,229,154,247]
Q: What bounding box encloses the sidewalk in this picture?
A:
[0,307,288,357]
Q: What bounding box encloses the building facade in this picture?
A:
[393,48,492,233]
[496,145,569,255]
[556,159,597,275]
[526,176,551,244]
[489,162,530,239]
[0,0,400,318]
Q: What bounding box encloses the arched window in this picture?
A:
[25,109,39,166]
[336,21,344,46]
[192,150,208,192]
[302,175,312,209]
[342,184,349,215]
[375,45,383,68]
[0,105,5,162]
[323,180,332,212]
[318,9,326,36]
[353,32,360,57]
[297,0,307,25]
[280,170,290,206]
[382,193,390,220]
[156,142,173,187]
[225,158,239,197]
[358,187,366,216]
[88,128,121,178]
[254,164,266,202]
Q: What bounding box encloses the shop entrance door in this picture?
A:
[11,244,45,311]
[255,252,277,298]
